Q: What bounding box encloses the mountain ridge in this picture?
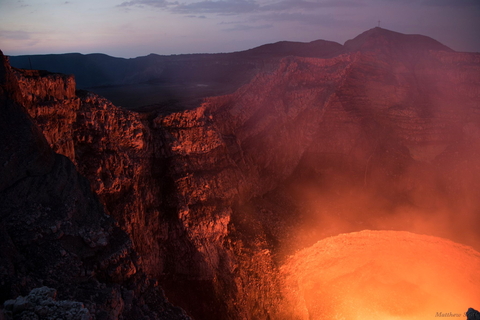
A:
[344,27,454,53]
[7,28,456,109]
[8,27,456,61]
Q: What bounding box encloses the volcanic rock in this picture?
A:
[0,51,190,320]
[2,287,91,320]
[467,308,480,320]
[2,28,480,320]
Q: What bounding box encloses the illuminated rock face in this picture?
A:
[0,53,190,319]
[3,28,480,320]
[280,230,480,320]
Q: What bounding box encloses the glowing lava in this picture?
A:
[280,230,480,320]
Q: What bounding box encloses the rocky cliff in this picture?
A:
[0,52,189,319]
[2,27,480,319]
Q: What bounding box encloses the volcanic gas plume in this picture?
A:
[280,230,480,320]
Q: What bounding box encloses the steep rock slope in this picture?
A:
[0,52,190,320]
[11,57,241,319]
[5,28,480,319]
[281,45,480,249]
[12,66,163,272]
[11,50,357,320]
[150,28,480,317]
[151,55,357,319]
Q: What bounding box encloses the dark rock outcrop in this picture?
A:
[467,308,480,320]
[2,287,91,320]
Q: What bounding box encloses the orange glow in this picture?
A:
[280,230,480,320]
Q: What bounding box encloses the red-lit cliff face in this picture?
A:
[13,67,172,289]
[154,29,480,318]
[12,62,245,319]
[0,53,190,319]
[6,28,480,319]
[272,49,480,251]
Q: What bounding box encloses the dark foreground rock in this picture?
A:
[2,287,90,320]
[467,308,480,320]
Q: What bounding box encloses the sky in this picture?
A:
[0,0,479,58]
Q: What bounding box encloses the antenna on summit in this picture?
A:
[377,20,381,28]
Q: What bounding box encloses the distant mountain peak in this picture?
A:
[243,39,343,58]
[344,27,454,54]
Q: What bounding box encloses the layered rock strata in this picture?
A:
[0,52,189,320]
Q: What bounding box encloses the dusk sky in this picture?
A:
[1,0,479,58]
